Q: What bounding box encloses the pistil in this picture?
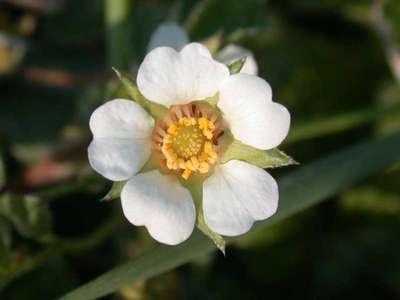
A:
[152,104,222,179]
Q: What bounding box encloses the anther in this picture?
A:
[152,103,222,180]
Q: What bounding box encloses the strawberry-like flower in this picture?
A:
[88,43,291,248]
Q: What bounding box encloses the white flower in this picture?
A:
[88,43,290,245]
[147,22,258,75]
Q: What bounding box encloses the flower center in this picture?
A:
[170,119,205,159]
[152,104,223,180]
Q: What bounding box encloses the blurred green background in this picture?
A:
[1,0,400,299]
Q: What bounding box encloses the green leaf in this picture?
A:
[57,131,400,300]
[220,139,297,168]
[228,57,246,74]
[287,102,400,144]
[101,181,126,202]
[340,186,400,216]
[113,68,168,120]
[0,194,53,243]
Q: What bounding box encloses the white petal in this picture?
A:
[121,170,196,245]
[147,22,189,52]
[88,138,151,181]
[203,160,278,236]
[181,42,212,58]
[218,74,290,150]
[88,99,154,181]
[137,42,229,107]
[89,99,154,139]
[216,44,258,75]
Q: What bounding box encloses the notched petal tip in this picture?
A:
[137,42,229,107]
[87,99,154,181]
[121,170,196,245]
[203,160,279,237]
[218,74,291,150]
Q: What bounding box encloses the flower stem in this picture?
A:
[105,0,133,69]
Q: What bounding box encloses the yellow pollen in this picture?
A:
[182,169,191,180]
[159,112,219,180]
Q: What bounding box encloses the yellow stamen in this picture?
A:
[182,169,191,180]
[154,104,222,180]
[167,124,178,136]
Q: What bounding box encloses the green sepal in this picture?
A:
[0,193,54,243]
[221,139,298,168]
[113,68,168,120]
[197,209,225,255]
[186,180,226,254]
[228,57,246,75]
[202,94,219,107]
[101,181,126,202]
